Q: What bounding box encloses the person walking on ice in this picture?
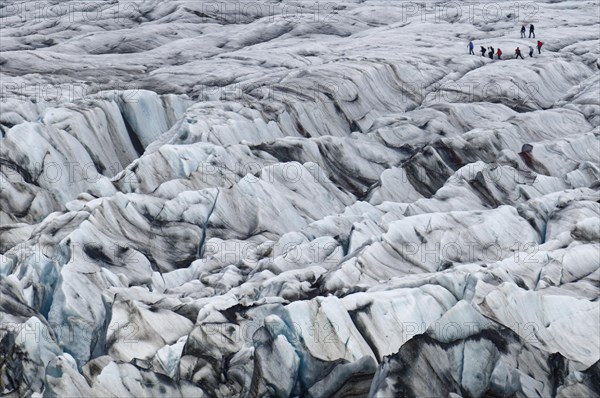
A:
[469,41,475,55]
[496,48,502,59]
[480,46,487,56]
[489,46,494,60]
[529,24,535,38]
[520,25,526,38]
[529,45,534,57]
[537,40,543,54]
[515,47,524,59]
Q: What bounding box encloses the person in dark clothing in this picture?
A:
[481,46,487,56]
[515,47,524,59]
[537,40,543,53]
[529,45,534,57]
[529,24,535,38]
[496,48,502,59]
[520,25,526,38]
[489,46,494,59]
[469,41,475,55]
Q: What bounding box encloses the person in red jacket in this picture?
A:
[515,47,524,59]
[496,48,502,59]
[537,40,543,54]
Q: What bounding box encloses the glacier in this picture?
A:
[0,0,599,397]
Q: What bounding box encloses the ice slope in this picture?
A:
[1,0,599,396]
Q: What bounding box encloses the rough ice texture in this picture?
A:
[1,0,599,397]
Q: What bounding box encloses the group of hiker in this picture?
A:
[468,24,543,60]
[521,24,536,38]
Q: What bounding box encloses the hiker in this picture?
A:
[515,47,524,59]
[469,41,475,55]
[496,48,502,59]
[529,24,535,38]
[520,25,526,38]
[537,40,543,53]
[480,46,487,56]
[529,45,534,57]
[489,46,494,59]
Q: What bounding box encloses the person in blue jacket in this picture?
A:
[469,41,475,55]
